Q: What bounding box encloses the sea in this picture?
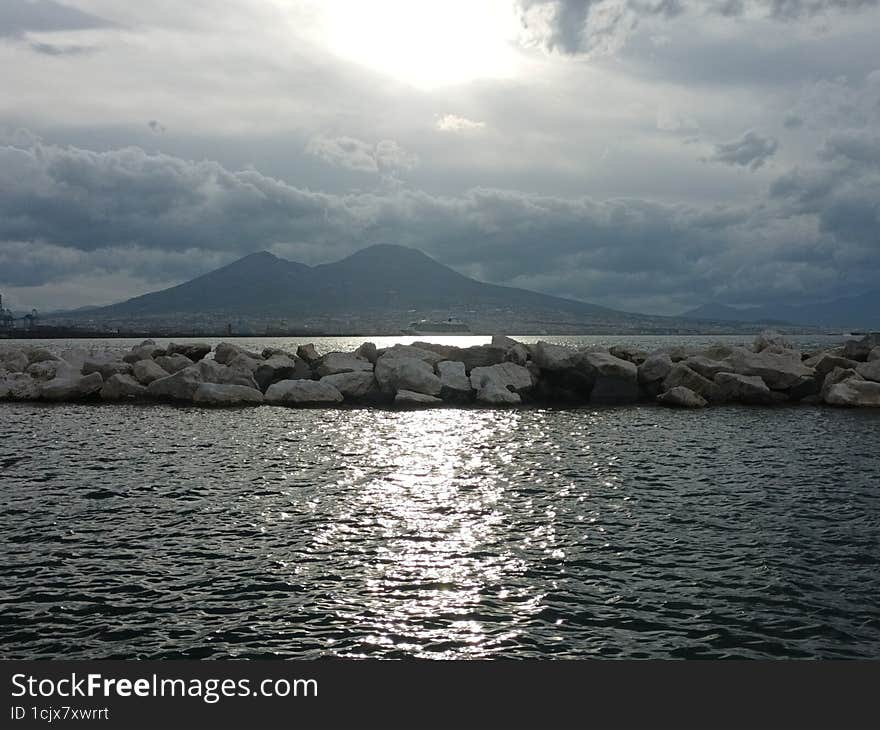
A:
[1,334,879,659]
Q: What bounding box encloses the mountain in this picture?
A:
[682,291,880,331]
[67,244,820,334]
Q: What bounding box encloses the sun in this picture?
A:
[313,0,523,89]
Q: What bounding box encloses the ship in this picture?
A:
[402,317,471,335]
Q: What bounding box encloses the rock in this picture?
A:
[193,383,264,406]
[296,343,321,364]
[504,342,530,366]
[869,347,880,362]
[196,360,259,389]
[530,341,584,371]
[820,367,862,401]
[663,363,720,402]
[825,379,880,407]
[715,372,782,405]
[123,343,162,363]
[265,379,343,405]
[255,354,311,390]
[27,359,74,381]
[722,347,814,390]
[214,342,260,365]
[355,342,379,364]
[82,358,132,380]
[147,367,204,401]
[843,333,880,362]
[470,362,534,394]
[638,352,673,384]
[320,371,378,400]
[657,386,707,408]
[0,348,29,373]
[662,345,702,363]
[683,356,733,380]
[787,374,822,402]
[166,342,211,362]
[394,389,443,406]
[154,353,194,374]
[41,372,103,401]
[132,359,169,385]
[0,372,41,400]
[702,344,736,361]
[437,360,472,402]
[609,345,648,365]
[315,352,373,378]
[753,330,792,353]
[225,352,261,373]
[374,355,441,396]
[491,335,519,349]
[855,359,880,383]
[379,344,444,366]
[100,374,147,400]
[583,352,638,404]
[474,381,521,405]
[803,352,860,376]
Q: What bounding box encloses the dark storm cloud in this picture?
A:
[710,131,778,171]
[518,0,879,54]
[1,132,877,312]
[0,0,110,38]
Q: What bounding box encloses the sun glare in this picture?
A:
[314,0,522,89]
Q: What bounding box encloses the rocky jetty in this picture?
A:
[2,332,880,409]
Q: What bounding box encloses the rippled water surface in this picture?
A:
[3,396,879,659]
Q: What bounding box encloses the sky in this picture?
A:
[0,0,878,315]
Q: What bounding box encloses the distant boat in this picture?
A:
[403,317,471,335]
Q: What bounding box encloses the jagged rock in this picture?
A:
[374,355,441,396]
[820,367,862,401]
[225,352,261,373]
[803,352,860,376]
[702,344,737,361]
[657,386,707,408]
[296,343,321,364]
[132,359,169,385]
[868,347,880,362]
[662,345,702,363]
[394,389,443,406]
[320,371,378,400]
[609,345,649,365]
[27,359,74,381]
[154,353,194,374]
[683,356,733,380]
[504,342,530,366]
[638,352,673,384]
[470,362,534,394]
[355,342,379,364]
[824,378,880,407]
[530,341,583,371]
[265,379,343,405]
[722,347,814,390]
[196,360,259,389]
[315,352,373,378]
[166,342,211,362]
[41,372,103,401]
[583,352,638,403]
[214,342,261,365]
[0,348,29,373]
[123,343,162,363]
[147,367,203,401]
[753,330,792,353]
[379,344,444,366]
[715,372,782,405]
[437,360,472,402]
[787,374,822,401]
[856,359,880,383]
[193,383,264,406]
[256,354,311,390]
[475,381,521,405]
[843,334,880,362]
[491,335,519,349]
[0,372,41,400]
[663,363,720,401]
[82,358,132,380]
[100,374,147,400]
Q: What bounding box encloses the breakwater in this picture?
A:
[2,331,879,408]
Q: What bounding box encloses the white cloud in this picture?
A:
[436,114,487,133]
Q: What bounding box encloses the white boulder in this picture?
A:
[394,389,443,406]
[100,374,147,400]
[715,372,782,405]
[583,352,638,403]
[437,360,472,401]
[147,367,203,401]
[40,372,103,401]
[315,352,373,378]
[0,372,41,400]
[824,379,880,407]
[133,359,169,385]
[638,352,673,384]
[154,353,193,374]
[856,359,880,383]
[193,383,264,406]
[374,355,441,396]
[657,386,707,408]
[320,371,378,400]
[265,379,343,405]
[722,347,814,390]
